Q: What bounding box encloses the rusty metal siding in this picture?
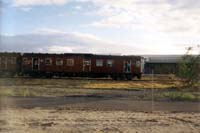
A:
[63,56,83,73]
[91,58,109,73]
[112,59,124,73]
[21,53,142,75]
[22,53,85,73]
[22,56,33,72]
[0,53,21,72]
[91,55,142,74]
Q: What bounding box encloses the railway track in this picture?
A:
[0,76,181,82]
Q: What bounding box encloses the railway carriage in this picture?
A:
[91,55,142,80]
[0,52,21,76]
[0,52,143,80]
[22,53,93,77]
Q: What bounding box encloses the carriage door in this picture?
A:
[124,60,131,73]
[32,58,39,70]
[83,59,91,72]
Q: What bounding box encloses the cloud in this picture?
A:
[74,6,82,10]
[12,0,69,7]
[1,28,199,54]
[82,0,200,36]
[0,28,149,54]
[90,11,138,28]
[10,0,200,36]
[20,7,32,11]
[48,46,73,53]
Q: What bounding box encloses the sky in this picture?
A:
[0,0,200,55]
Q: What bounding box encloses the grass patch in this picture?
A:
[159,92,200,101]
[0,77,186,97]
[0,88,15,96]
[83,81,181,89]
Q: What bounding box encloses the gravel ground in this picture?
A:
[0,108,199,133]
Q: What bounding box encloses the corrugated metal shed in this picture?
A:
[143,55,182,63]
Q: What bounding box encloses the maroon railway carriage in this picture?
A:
[22,53,92,77]
[22,53,142,80]
[0,52,21,76]
[91,55,142,79]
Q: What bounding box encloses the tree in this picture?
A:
[176,47,200,87]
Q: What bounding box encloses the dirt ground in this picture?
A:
[0,96,199,112]
[0,78,200,132]
[0,108,200,133]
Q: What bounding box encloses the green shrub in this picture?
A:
[161,92,199,101]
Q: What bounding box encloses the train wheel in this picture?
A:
[137,74,141,79]
[119,74,126,80]
[126,75,132,80]
[112,76,118,80]
[45,74,53,79]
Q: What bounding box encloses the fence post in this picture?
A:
[151,69,154,112]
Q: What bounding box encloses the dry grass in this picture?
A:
[158,91,200,101]
[0,76,193,97]
[84,81,181,89]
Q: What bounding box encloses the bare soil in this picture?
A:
[0,96,199,112]
[0,108,199,133]
[0,78,199,132]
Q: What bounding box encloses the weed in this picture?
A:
[160,92,200,101]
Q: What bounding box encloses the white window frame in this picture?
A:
[84,60,91,66]
[66,58,74,66]
[107,59,113,67]
[45,58,52,65]
[56,58,63,66]
[136,61,141,67]
[96,59,103,67]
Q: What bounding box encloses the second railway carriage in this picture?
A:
[21,53,143,80]
[91,55,142,79]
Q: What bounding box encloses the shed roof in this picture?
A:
[143,55,183,63]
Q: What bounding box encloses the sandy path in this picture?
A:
[0,108,199,133]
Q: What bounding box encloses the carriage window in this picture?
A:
[96,59,103,67]
[107,60,113,67]
[136,61,141,67]
[8,57,16,64]
[45,58,52,65]
[84,60,91,66]
[56,58,63,66]
[66,59,74,66]
[23,58,28,64]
